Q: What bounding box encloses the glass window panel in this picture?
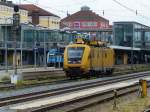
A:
[23,30,34,42]
[134,32,141,41]
[114,24,133,47]
[145,32,150,41]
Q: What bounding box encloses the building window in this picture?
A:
[114,24,133,47]
[73,22,80,28]
[101,22,106,28]
[145,32,150,41]
[134,31,141,41]
[81,22,97,27]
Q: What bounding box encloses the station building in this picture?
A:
[0,3,150,68]
[0,0,28,66]
[0,23,72,66]
[61,6,110,30]
[61,6,113,44]
[111,21,150,64]
[61,6,150,65]
[0,1,66,67]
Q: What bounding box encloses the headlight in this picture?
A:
[68,61,71,63]
[77,60,81,63]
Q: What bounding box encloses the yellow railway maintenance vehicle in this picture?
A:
[63,38,115,79]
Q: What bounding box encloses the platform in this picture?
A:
[9,76,150,111]
[0,67,63,81]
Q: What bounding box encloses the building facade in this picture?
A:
[0,23,72,66]
[61,6,110,30]
[61,6,113,45]
[112,21,150,64]
[113,21,150,48]
[19,4,60,29]
[0,0,28,24]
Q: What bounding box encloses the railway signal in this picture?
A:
[11,5,22,84]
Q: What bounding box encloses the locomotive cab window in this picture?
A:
[67,47,85,64]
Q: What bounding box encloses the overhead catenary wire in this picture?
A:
[20,0,149,15]
[112,0,150,21]
[16,0,150,24]
[112,0,136,13]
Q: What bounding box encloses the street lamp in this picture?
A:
[4,19,8,72]
[34,27,37,70]
[43,29,47,69]
[131,26,134,69]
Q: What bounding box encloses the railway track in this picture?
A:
[0,64,150,89]
[22,69,65,80]
[28,83,144,112]
[0,64,149,90]
[1,71,150,110]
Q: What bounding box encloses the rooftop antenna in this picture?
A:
[35,0,39,5]
[67,11,70,16]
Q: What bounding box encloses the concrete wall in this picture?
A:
[39,16,60,29]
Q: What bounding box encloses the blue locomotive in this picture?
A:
[47,48,64,67]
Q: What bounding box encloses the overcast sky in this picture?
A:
[12,0,150,25]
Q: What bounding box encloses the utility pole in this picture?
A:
[131,31,134,69]
[34,27,37,70]
[44,30,47,69]
[5,19,8,72]
[20,26,23,70]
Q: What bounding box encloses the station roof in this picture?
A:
[61,6,109,22]
[110,45,141,51]
[18,4,60,18]
[63,28,112,32]
[113,21,150,29]
[110,45,150,51]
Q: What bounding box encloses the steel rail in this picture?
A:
[59,82,150,112]
[1,63,149,90]
[28,83,142,112]
[0,71,150,107]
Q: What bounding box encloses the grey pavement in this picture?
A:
[0,67,62,73]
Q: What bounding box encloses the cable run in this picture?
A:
[112,0,150,21]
